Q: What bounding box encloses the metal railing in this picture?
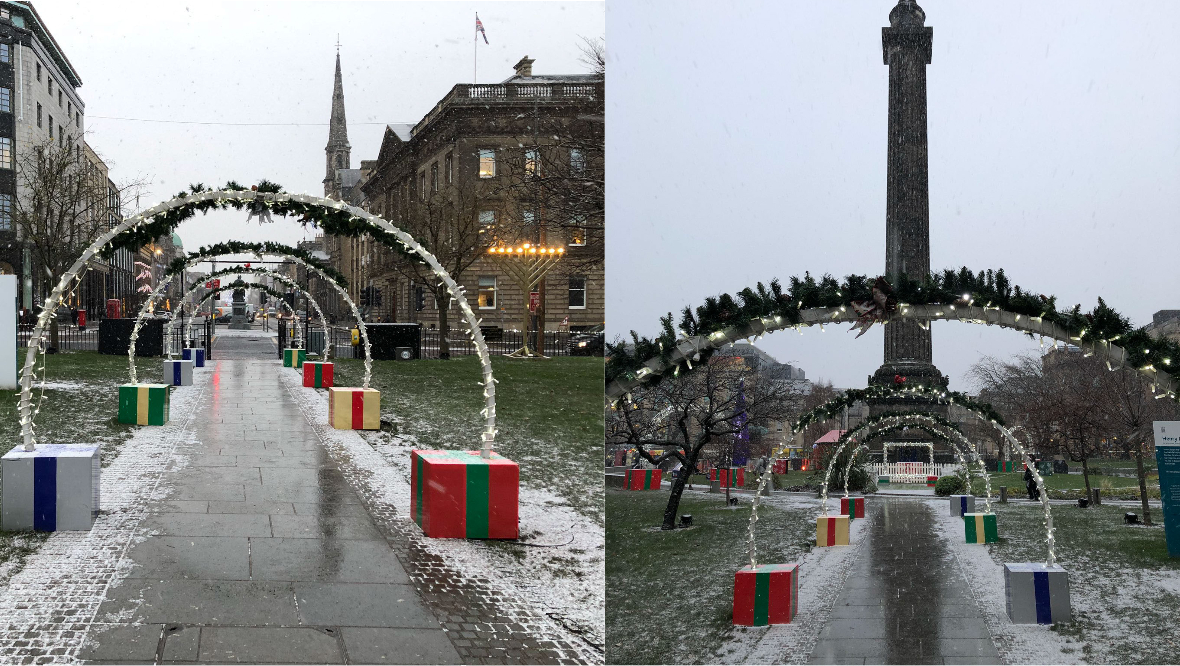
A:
[319,326,573,359]
[18,324,98,350]
[414,81,604,136]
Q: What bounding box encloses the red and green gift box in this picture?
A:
[303,361,334,388]
[927,475,938,487]
[624,468,661,490]
[773,459,788,475]
[709,467,745,488]
[410,449,519,539]
[733,562,799,626]
[840,496,865,519]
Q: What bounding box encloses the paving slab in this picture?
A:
[340,627,462,664]
[124,535,251,580]
[249,537,411,583]
[196,626,344,664]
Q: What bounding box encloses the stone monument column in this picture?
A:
[870,0,947,391]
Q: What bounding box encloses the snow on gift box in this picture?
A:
[950,494,976,517]
[732,562,799,626]
[162,359,193,387]
[1004,562,1071,624]
[816,514,850,547]
[1,444,100,531]
[623,468,661,490]
[964,512,998,544]
[840,496,865,519]
[283,348,306,369]
[327,387,380,430]
[182,347,205,367]
[302,361,334,389]
[410,449,519,539]
[117,384,170,425]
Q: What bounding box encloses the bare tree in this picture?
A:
[577,36,606,78]
[607,358,806,530]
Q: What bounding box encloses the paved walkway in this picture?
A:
[808,498,1000,665]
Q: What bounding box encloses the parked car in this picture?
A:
[569,324,605,357]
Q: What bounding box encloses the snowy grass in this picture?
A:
[969,472,1158,501]
[332,356,605,524]
[935,500,1180,664]
[605,489,826,665]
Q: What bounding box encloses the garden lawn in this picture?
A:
[0,351,162,585]
[332,355,604,523]
[980,502,1180,664]
[606,489,814,665]
[970,470,1157,500]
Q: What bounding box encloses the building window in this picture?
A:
[568,226,586,246]
[35,62,40,82]
[522,210,535,227]
[415,285,426,311]
[75,111,80,127]
[419,171,426,199]
[47,78,51,95]
[48,115,53,139]
[0,88,10,114]
[478,149,495,178]
[430,162,438,192]
[570,149,586,176]
[0,44,9,64]
[0,138,12,170]
[67,101,71,116]
[478,210,496,237]
[0,194,11,230]
[568,276,587,309]
[524,148,540,177]
[445,152,453,183]
[57,90,62,107]
[477,276,496,309]
[36,103,41,127]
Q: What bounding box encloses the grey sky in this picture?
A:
[606,1,1180,391]
[38,0,603,259]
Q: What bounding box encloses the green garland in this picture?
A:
[785,384,1004,430]
[165,241,348,289]
[100,181,410,263]
[606,268,1180,393]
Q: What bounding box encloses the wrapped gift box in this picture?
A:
[1004,563,1071,624]
[773,459,788,475]
[927,475,938,487]
[816,515,850,547]
[624,468,662,490]
[327,387,381,430]
[996,460,1019,473]
[709,467,745,488]
[950,494,976,517]
[878,476,890,484]
[117,384,170,425]
[410,449,518,539]
[2,444,100,531]
[283,348,307,369]
[840,496,865,519]
[303,361,334,388]
[162,359,193,387]
[964,512,998,544]
[182,347,205,367]
[733,562,800,626]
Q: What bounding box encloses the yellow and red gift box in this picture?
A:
[733,562,799,626]
[840,496,865,519]
[816,514,850,547]
[303,361,334,388]
[410,449,519,539]
[327,387,380,430]
[624,468,662,490]
[709,467,745,488]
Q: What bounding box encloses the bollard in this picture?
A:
[999,486,1008,503]
[710,480,721,494]
[1092,488,1101,506]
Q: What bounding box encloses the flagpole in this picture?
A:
[474,12,478,84]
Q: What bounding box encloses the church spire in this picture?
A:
[325,45,351,194]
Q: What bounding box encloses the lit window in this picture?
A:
[570,149,585,176]
[568,276,587,309]
[0,44,9,64]
[0,194,10,230]
[477,276,496,309]
[524,148,540,177]
[445,152,453,183]
[478,149,495,178]
[478,210,496,235]
[569,226,586,246]
[522,210,535,226]
[0,88,10,114]
[0,138,12,170]
[431,162,438,191]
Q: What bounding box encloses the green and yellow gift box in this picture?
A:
[117,384,170,426]
[283,348,306,369]
[964,512,998,544]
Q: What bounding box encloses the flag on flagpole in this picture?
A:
[476,13,488,44]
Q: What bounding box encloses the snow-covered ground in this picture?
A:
[279,367,605,663]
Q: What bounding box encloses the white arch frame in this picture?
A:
[18,190,498,458]
[170,277,310,358]
[881,441,935,466]
[607,304,1178,402]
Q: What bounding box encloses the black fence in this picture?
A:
[20,318,213,358]
[18,324,98,351]
[317,326,573,359]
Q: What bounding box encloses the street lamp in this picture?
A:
[486,243,564,357]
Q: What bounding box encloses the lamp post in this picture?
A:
[486,243,564,357]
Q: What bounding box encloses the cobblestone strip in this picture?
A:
[0,374,211,665]
[278,369,602,665]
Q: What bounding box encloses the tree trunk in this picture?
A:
[1136,445,1153,525]
[436,290,451,360]
[662,464,688,531]
[1081,455,1092,504]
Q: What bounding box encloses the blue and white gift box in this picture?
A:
[950,494,976,517]
[182,347,205,368]
[163,359,194,386]
[1004,562,1071,624]
[1,444,101,531]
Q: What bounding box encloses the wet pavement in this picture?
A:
[80,333,460,664]
[808,498,1000,665]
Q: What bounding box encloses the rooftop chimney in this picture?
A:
[513,56,535,78]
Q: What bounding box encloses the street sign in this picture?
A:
[528,291,540,313]
[1154,421,1180,558]
[204,278,221,290]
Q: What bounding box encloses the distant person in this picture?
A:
[1024,466,1040,501]
[70,307,78,327]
